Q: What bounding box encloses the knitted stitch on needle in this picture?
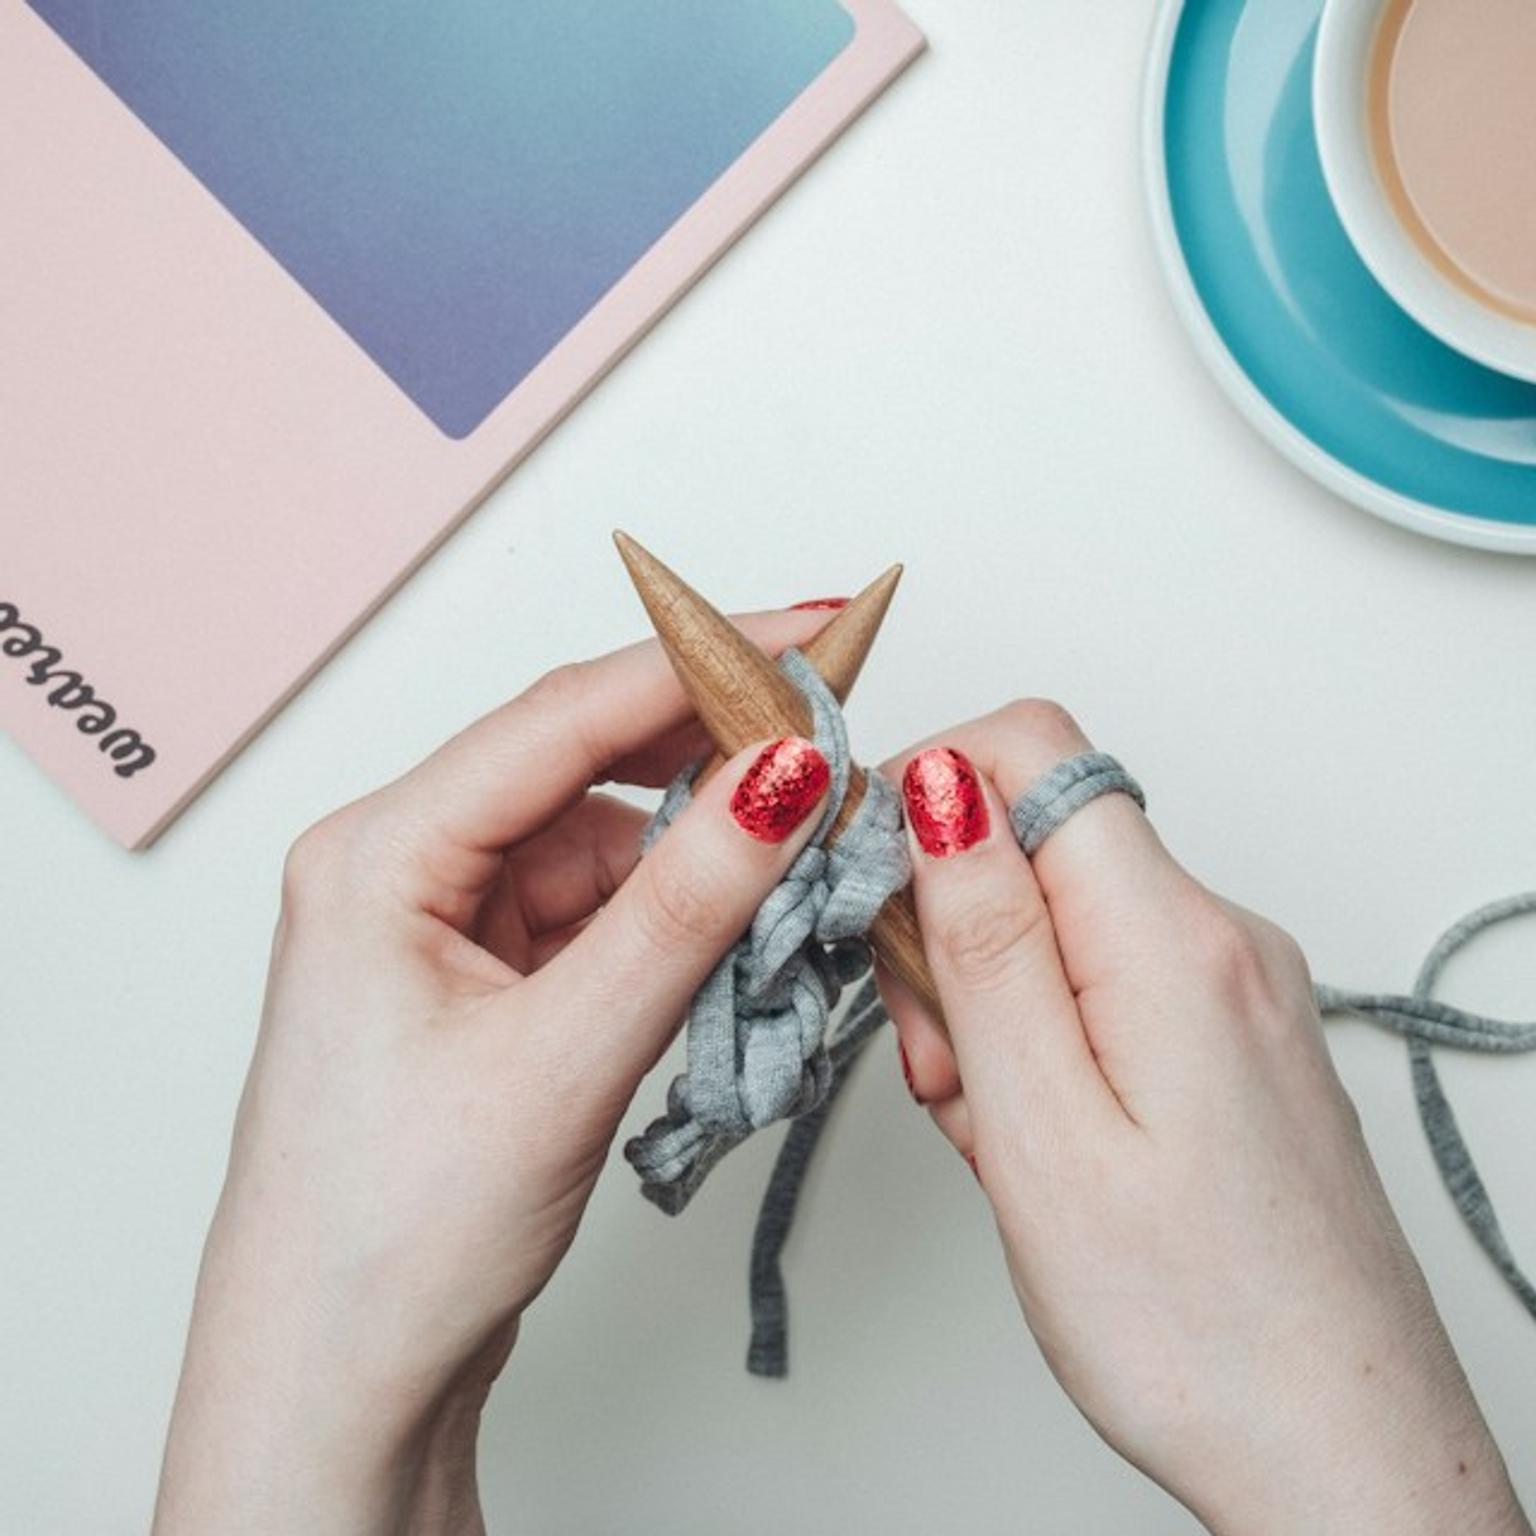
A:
[626,653,1536,1377]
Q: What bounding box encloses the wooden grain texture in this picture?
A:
[691,561,902,794]
[613,531,944,1025]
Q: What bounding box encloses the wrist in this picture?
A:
[1198,1467,1529,1536]
[1185,1401,1528,1536]
[402,1393,488,1536]
[154,1183,522,1535]
[154,1372,486,1536]
[154,1306,513,1536]
[399,1320,517,1536]
[154,1351,432,1536]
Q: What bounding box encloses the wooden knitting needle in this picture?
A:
[613,531,944,1026]
[690,561,903,795]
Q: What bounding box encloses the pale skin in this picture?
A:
[153,610,1531,1536]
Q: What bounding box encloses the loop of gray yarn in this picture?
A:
[623,648,910,1215]
[1010,751,1146,853]
[1315,893,1536,1320]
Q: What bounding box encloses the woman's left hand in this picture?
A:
[153,607,839,1536]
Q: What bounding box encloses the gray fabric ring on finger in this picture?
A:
[1008,750,1148,856]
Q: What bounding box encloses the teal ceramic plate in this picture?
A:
[1145,0,1536,553]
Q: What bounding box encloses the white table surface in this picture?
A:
[4,3,1534,1530]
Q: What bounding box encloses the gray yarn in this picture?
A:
[627,664,1536,1374]
[746,973,891,1377]
[623,648,910,1215]
[1316,893,1536,1320]
[1010,751,1147,853]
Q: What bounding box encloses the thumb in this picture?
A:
[516,735,831,1103]
[898,746,1121,1172]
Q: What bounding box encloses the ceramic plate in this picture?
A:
[1144,0,1536,553]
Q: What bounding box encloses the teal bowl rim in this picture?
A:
[1140,0,1536,555]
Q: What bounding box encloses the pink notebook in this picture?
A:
[0,0,921,849]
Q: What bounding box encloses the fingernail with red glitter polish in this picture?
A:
[965,1152,981,1184]
[897,1038,918,1101]
[731,737,829,843]
[903,747,990,857]
[788,596,850,611]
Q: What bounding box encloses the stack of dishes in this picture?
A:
[1146,0,1536,553]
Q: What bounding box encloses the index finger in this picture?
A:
[372,605,839,870]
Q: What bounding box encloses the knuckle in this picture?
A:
[1193,904,1262,984]
[1257,919,1313,989]
[521,660,589,714]
[996,696,1085,750]
[931,892,1049,989]
[636,855,728,950]
[281,812,359,905]
[1186,900,1300,1034]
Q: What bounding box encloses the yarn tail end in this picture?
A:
[746,1336,789,1379]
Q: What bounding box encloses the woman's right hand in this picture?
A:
[876,700,1530,1536]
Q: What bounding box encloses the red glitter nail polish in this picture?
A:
[965,1152,981,1184]
[898,1038,918,1100]
[730,737,830,843]
[788,596,850,611]
[903,747,990,857]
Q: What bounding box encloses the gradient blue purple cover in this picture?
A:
[26,0,855,437]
